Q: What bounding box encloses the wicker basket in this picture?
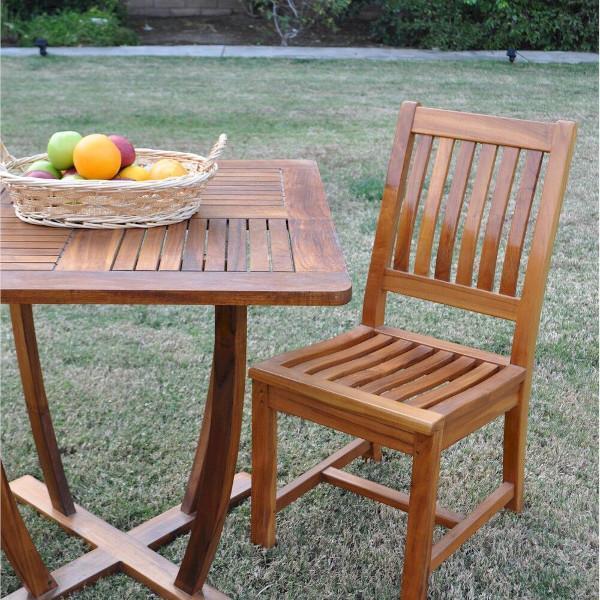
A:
[0,134,226,228]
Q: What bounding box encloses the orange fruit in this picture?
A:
[148,159,187,180]
[115,164,150,181]
[73,134,121,180]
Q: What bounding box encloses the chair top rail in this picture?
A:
[412,106,555,152]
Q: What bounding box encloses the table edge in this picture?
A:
[0,271,352,306]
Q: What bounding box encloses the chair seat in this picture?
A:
[249,325,526,438]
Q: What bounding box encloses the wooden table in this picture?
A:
[1,160,351,599]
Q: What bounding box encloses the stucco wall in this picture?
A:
[126,0,242,17]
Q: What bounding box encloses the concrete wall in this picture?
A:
[126,0,242,17]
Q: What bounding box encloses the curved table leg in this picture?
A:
[10,304,75,516]
[181,358,214,515]
[1,462,57,597]
[175,305,247,595]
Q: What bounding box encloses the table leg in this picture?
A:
[1,462,57,597]
[10,304,75,516]
[181,358,214,515]
[175,306,247,595]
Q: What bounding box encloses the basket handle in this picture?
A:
[204,134,227,167]
[0,138,16,167]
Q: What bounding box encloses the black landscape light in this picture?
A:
[34,38,49,56]
[506,48,517,63]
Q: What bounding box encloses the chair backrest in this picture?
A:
[362,101,577,374]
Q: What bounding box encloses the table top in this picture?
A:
[0,160,351,306]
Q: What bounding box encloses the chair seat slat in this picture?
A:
[404,362,499,409]
[318,339,414,381]
[299,334,394,374]
[360,349,453,395]
[337,345,436,389]
[381,356,477,401]
[280,326,374,368]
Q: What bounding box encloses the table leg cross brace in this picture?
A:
[5,473,251,600]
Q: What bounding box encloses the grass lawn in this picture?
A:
[1,57,598,599]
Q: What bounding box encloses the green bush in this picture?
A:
[253,0,353,46]
[4,7,137,47]
[370,0,598,51]
[3,0,127,20]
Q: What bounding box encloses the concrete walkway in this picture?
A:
[1,45,598,63]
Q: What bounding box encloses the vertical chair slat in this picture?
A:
[413,138,455,276]
[435,141,476,281]
[499,150,544,296]
[456,144,498,286]
[477,146,520,291]
[393,135,434,271]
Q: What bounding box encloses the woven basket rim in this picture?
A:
[0,145,221,192]
[0,134,227,228]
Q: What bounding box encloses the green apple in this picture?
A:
[47,131,82,170]
[27,160,61,179]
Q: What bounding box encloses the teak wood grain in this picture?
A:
[0,161,351,306]
[1,463,57,598]
[1,160,351,599]
[249,102,577,600]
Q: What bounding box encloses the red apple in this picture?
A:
[24,170,58,179]
[108,135,135,168]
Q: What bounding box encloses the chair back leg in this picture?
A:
[401,431,442,600]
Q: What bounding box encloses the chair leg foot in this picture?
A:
[401,432,442,600]
[503,393,528,513]
[251,382,278,548]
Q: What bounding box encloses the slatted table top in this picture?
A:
[0,160,351,306]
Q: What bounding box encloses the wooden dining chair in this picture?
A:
[249,102,577,598]
[1,461,57,598]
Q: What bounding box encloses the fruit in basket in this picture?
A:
[62,168,84,181]
[148,159,187,180]
[24,169,58,179]
[108,134,135,168]
[26,160,61,178]
[73,134,121,180]
[47,131,82,170]
[115,164,149,181]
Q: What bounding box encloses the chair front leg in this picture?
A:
[401,431,442,600]
[251,381,278,548]
[503,385,529,512]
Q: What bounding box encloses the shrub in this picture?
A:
[370,0,598,52]
[4,7,137,47]
[3,0,127,20]
[254,0,353,46]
